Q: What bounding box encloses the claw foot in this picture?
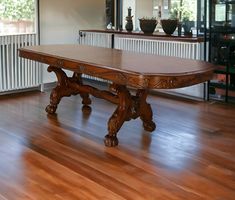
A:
[143,121,156,132]
[82,105,92,114]
[104,135,119,147]
[45,104,57,114]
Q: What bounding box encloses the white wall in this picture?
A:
[135,0,153,29]
[39,0,106,83]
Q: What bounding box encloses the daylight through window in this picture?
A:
[0,0,36,35]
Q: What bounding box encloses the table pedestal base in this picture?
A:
[46,66,156,147]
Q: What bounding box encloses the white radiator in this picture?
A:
[114,36,204,60]
[79,31,112,48]
[0,34,41,93]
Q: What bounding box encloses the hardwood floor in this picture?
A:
[0,88,235,200]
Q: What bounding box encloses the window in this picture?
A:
[215,4,226,22]
[121,0,197,31]
[0,0,36,35]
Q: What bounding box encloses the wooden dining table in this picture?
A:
[19,44,215,147]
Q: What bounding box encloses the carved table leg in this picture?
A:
[72,73,92,112]
[45,66,156,146]
[104,84,132,147]
[45,67,92,114]
[45,67,70,114]
[80,93,92,112]
[45,87,61,114]
[136,89,156,132]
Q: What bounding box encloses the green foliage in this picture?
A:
[0,0,35,20]
[170,1,194,21]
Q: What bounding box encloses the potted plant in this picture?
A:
[169,0,195,35]
[182,13,195,35]
[139,17,157,34]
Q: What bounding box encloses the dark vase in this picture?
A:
[139,19,157,34]
[125,20,133,32]
[161,19,178,35]
[182,21,195,35]
[125,7,133,32]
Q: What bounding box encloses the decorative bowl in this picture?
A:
[161,19,178,35]
[139,19,157,34]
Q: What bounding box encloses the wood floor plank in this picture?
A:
[0,86,235,200]
[0,129,125,200]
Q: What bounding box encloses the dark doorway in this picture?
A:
[106,0,115,26]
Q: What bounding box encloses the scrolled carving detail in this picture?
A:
[77,65,86,74]
[143,78,150,88]
[153,77,178,88]
[57,59,64,67]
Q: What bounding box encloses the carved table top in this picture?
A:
[19,44,215,89]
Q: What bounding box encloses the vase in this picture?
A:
[125,7,133,32]
[125,19,133,32]
[183,21,195,35]
[161,19,178,35]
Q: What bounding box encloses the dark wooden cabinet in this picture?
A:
[208,0,235,102]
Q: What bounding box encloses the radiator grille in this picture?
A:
[79,31,112,48]
[114,36,204,60]
[0,34,41,93]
